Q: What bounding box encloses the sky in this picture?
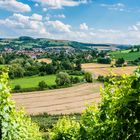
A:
[0,0,140,44]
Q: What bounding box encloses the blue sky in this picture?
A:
[0,0,140,44]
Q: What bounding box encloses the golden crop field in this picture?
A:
[38,58,52,64]
[12,83,101,115]
[82,63,138,78]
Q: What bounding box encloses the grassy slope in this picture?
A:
[110,50,140,61]
[10,75,83,89]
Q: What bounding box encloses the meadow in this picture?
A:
[10,75,56,89]
[10,75,83,90]
[110,50,140,61]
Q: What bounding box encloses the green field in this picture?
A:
[110,50,140,61]
[10,75,83,89]
[10,75,56,89]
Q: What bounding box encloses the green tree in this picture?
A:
[115,58,125,67]
[14,85,21,91]
[84,72,93,83]
[38,81,47,90]
[0,56,5,64]
[75,60,82,71]
[55,72,71,86]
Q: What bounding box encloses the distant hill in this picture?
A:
[0,36,131,51]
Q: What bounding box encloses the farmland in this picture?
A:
[12,83,101,115]
[82,63,138,78]
[110,50,140,61]
[10,75,83,90]
[38,58,52,64]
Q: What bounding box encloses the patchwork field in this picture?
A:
[12,83,101,115]
[82,63,138,78]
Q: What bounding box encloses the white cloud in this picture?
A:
[55,14,66,18]
[1,13,140,44]
[30,14,43,21]
[32,0,88,9]
[0,0,31,12]
[47,20,71,32]
[46,14,66,19]
[43,8,47,12]
[0,13,49,37]
[100,3,126,12]
[34,3,39,7]
[80,23,89,30]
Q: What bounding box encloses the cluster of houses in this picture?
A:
[3,46,76,59]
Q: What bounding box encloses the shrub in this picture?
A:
[49,68,140,140]
[39,72,46,76]
[14,84,21,90]
[80,69,140,139]
[38,81,47,90]
[115,58,125,67]
[49,117,80,140]
[55,72,71,86]
[71,76,81,84]
[84,72,93,83]
[0,69,43,140]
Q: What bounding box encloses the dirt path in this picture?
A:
[12,83,102,115]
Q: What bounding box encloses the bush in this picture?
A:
[67,70,84,76]
[97,57,111,64]
[80,69,140,139]
[38,81,47,90]
[0,70,43,140]
[49,68,140,140]
[39,72,46,76]
[84,72,93,83]
[71,76,81,84]
[49,117,80,140]
[55,72,71,86]
[14,84,21,90]
[115,58,125,67]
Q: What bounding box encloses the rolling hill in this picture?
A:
[0,36,131,51]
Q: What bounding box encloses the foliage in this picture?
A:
[0,69,43,140]
[97,57,111,64]
[31,113,81,139]
[55,72,71,86]
[84,72,93,83]
[49,117,80,140]
[71,76,81,84]
[115,58,125,67]
[38,81,47,90]
[14,84,21,90]
[80,70,140,140]
[49,68,140,140]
